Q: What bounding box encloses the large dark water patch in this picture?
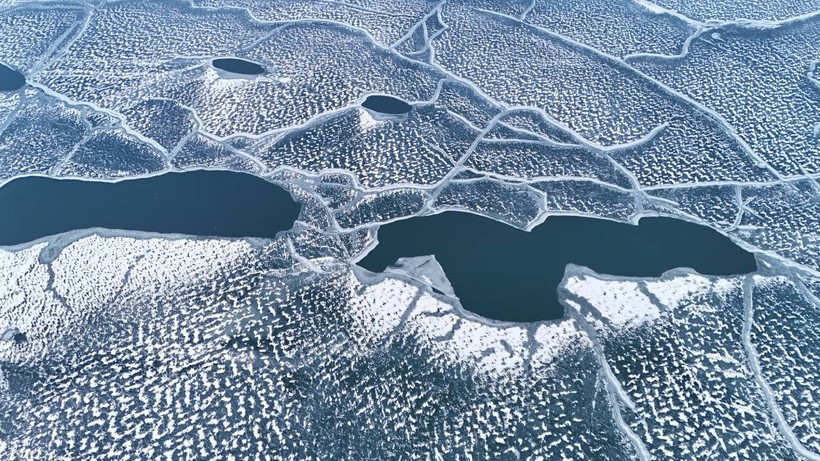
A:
[0,171,301,246]
[0,63,25,91]
[358,212,757,322]
[0,169,757,323]
[212,58,265,75]
[361,95,412,114]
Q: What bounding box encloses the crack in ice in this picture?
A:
[741,276,820,461]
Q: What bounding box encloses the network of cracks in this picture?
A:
[0,0,819,458]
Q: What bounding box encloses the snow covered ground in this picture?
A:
[0,0,818,458]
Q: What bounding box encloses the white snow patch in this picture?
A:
[346,275,420,343]
[358,108,385,131]
[530,319,591,368]
[644,273,712,310]
[565,276,661,332]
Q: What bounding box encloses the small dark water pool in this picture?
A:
[358,211,757,322]
[0,171,301,246]
[361,95,412,115]
[0,63,25,91]
[212,58,265,75]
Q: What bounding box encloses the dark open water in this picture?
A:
[0,170,755,322]
[0,171,301,245]
[212,58,265,75]
[0,63,25,91]
[359,211,757,321]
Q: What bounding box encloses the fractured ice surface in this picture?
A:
[733,181,820,271]
[0,234,638,459]
[1,0,820,457]
[562,269,818,460]
[632,17,820,176]
[648,185,740,230]
[58,129,167,179]
[0,4,87,73]
[171,133,263,173]
[333,188,429,229]
[33,0,443,139]
[194,0,440,46]
[0,89,86,180]
[533,180,638,222]
[648,0,820,22]
[379,255,456,297]
[432,179,544,228]
[246,104,461,187]
[749,276,820,453]
[525,0,696,57]
[1,232,816,459]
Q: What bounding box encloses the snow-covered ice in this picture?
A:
[1,0,819,458]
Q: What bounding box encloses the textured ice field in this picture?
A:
[1,0,819,459]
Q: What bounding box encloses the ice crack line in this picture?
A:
[471,7,786,182]
[640,175,820,191]
[632,0,703,27]
[316,0,416,19]
[741,276,820,461]
[25,3,95,78]
[562,294,649,460]
[29,13,88,76]
[423,110,509,207]
[633,0,820,29]
[520,0,536,21]
[389,0,445,50]
[24,81,168,154]
[623,28,704,62]
[390,286,424,339]
[604,373,651,461]
[286,237,326,274]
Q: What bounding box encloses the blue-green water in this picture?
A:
[0,171,300,246]
[0,63,25,91]
[359,211,757,322]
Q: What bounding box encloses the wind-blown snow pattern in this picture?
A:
[0,0,819,459]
